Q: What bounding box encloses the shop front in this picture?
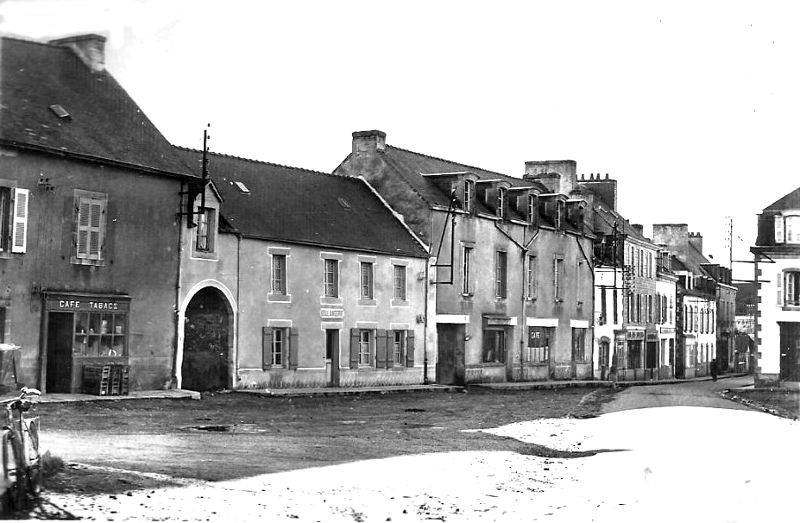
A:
[41,293,130,393]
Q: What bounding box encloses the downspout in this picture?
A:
[575,234,595,379]
[173,181,186,389]
[235,231,242,390]
[519,229,541,381]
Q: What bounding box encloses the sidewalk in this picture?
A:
[31,373,753,403]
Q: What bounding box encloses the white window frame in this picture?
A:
[359,329,373,366]
[462,245,473,296]
[393,264,407,301]
[360,262,374,299]
[324,258,339,298]
[272,254,287,295]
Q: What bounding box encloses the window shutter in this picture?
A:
[262,327,272,370]
[385,330,394,367]
[349,328,360,369]
[376,329,387,368]
[11,188,28,253]
[406,331,415,367]
[288,328,299,370]
[77,199,90,256]
[778,272,784,306]
[775,215,784,243]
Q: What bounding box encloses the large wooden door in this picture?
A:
[182,288,232,391]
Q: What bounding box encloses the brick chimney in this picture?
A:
[688,232,704,254]
[523,160,577,195]
[577,173,617,211]
[352,130,386,157]
[49,34,107,73]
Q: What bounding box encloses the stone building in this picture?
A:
[335,130,595,385]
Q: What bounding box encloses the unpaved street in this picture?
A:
[31,377,783,521]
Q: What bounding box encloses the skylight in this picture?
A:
[49,104,70,119]
[337,197,352,210]
[233,181,250,194]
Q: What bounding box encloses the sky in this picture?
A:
[1,0,798,280]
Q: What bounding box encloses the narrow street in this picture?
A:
[29,376,797,521]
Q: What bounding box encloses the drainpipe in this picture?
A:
[519,230,541,381]
[235,231,242,390]
[173,181,186,390]
[575,235,595,379]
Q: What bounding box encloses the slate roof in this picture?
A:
[764,186,800,212]
[590,200,650,243]
[0,36,193,177]
[177,148,428,258]
[378,145,550,219]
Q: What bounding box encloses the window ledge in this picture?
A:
[391,299,410,308]
[358,298,377,307]
[267,293,291,303]
[70,257,105,267]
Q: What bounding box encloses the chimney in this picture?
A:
[576,172,617,210]
[352,130,386,157]
[632,224,644,236]
[523,160,577,195]
[688,232,704,254]
[49,34,107,73]
[652,224,689,252]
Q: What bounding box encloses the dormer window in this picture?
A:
[527,195,537,224]
[774,213,800,244]
[556,200,565,229]
[463,180,475,213]
[497,188,506,219]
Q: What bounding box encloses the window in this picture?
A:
[576,261,584,304]
[525,326,551,363]
[393,265,407,301]
[497,188,506,219]
[359,330,372,365]
[324,259,339,297]
[195,208,216,253]
[272,255,287,295]
[600,286,607,325]
[526,255,536,299]
[554,257,564,302]
[73,312,127,357]
[495,251,507,299]
[784,270,800,306]
[572,328,587,362]
[271,328,287,367]
[482,329,506,363]
[528,195,537,224]
[778,215,800,243]
[360,262,374,299]
[392,330,406,365]
[463,180,474,213]
[462,246,473,295]
[74,190,107,263]
[0,186,28,254]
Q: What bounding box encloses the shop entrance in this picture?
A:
[46,313,73,393]
[436,324,465,385]
[182,287,233,391]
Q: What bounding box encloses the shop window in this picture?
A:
[627,343,642,368]
[525,326,551,363]
[0,185,28,254]
[73,312,127,357]
[482,329,506,364]
[72,190,107,265]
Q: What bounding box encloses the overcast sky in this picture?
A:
[2,0,798,279]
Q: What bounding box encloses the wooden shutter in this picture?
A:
[11,188,28,253]
[288,328,299,370]
[76,196,105,260]
[406,331,415,367]
[376,329,388,368]
[775,214,784,243]
[349,328,360,369]
[262,327,272,370]
[777,272,783,307]
[386,331,395,367]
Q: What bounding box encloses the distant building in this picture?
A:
[335,131,595,385]
[752,187,800,386]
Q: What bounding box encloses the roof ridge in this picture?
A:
[1,35,70,49]
[175,145,353,181]
[386,144,518,180]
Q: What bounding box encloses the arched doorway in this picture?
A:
[182,287,233,391]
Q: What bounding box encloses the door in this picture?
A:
[779,322,800,381]
[182,288,232,392]
[46,312,74,393]
[436,324,465,385]
[325,329,340,387]
[598,339,610,380]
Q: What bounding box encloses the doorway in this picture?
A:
[46,313,74,393]
[436,324,465,385]
[325,329,340,387]
[779,322,800,381]
[182,287,233,391]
